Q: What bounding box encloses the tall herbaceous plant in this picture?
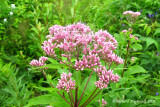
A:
[30,22,124,107]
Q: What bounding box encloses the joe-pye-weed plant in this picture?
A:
[29,22,124,107]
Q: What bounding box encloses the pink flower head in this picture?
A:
[132,12,141,17]
[123,10,134,15]
[98,99,107,107]
[135,37,138,40]
[129,34,134,38]
[123,11,141,17]
[128,28,132,31]
[123,11,141,23]
[131,57,134,61]
[75,53,101,71]
[94,66,120,89]
[122,30,127,33]
[30,56,49,67]
[56,72,76,93]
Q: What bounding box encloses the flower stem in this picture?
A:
[121,40,130,78]
[71,91,75,105]
[68,92,73,107]
[82,89,102,107]
[74,87,78,107]
[77,71,94,106]
[81,87,98,107]
[54,57,76,70]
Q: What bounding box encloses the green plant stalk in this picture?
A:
[58,0,63,25]
[73,6,76,23]
[77,70,94,106]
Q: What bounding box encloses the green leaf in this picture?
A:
[118,78,128,85]
[48,58,59,64]
[131,44,142,51]
[146,26,151,36]
[124,65,146,76]
[79,73,97,104]
[71,7,74,17]
[75,0,78,5]
[24,94,67,107]
[140,59,150,65]
[141,37,159,49]
[38,64,69,69]
[154,28,160,36]
[57,68,69,74]
[73,70,81,86]
[128,74,150,84]
[33,86,59,93]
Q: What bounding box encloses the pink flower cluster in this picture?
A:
[131,57,134,61]
[41,22,92,57]
[123,11,141,23]
[56,72,76,93]
[75,53,101,70]
[30,56,48,67]
[98,99,107,107]
[122,30,128,33]
[41,23,123,70]
[122,29,138,40]
[94,66,120,89]
[30,22,123,90]
[130,34,138,40]
[123,11,141,17]
[42,39,57,56]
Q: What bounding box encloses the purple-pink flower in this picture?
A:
[98,99,107,106]
[30,22,123,89]
[94,66,120,89]
[75,53,101,71]
[30,56,49,67]
[123,10,141,23]
[56,72,76,93]
[123,11,141,17]
[131,57,134,61]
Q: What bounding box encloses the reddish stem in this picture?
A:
[71,91,75,105]
[74,87,78,107]
[68,92,73,107]
[82,90,101,107]
[121,40,130,78]
[81,87,98,107]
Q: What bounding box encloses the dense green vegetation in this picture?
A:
[0,0,160,107]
